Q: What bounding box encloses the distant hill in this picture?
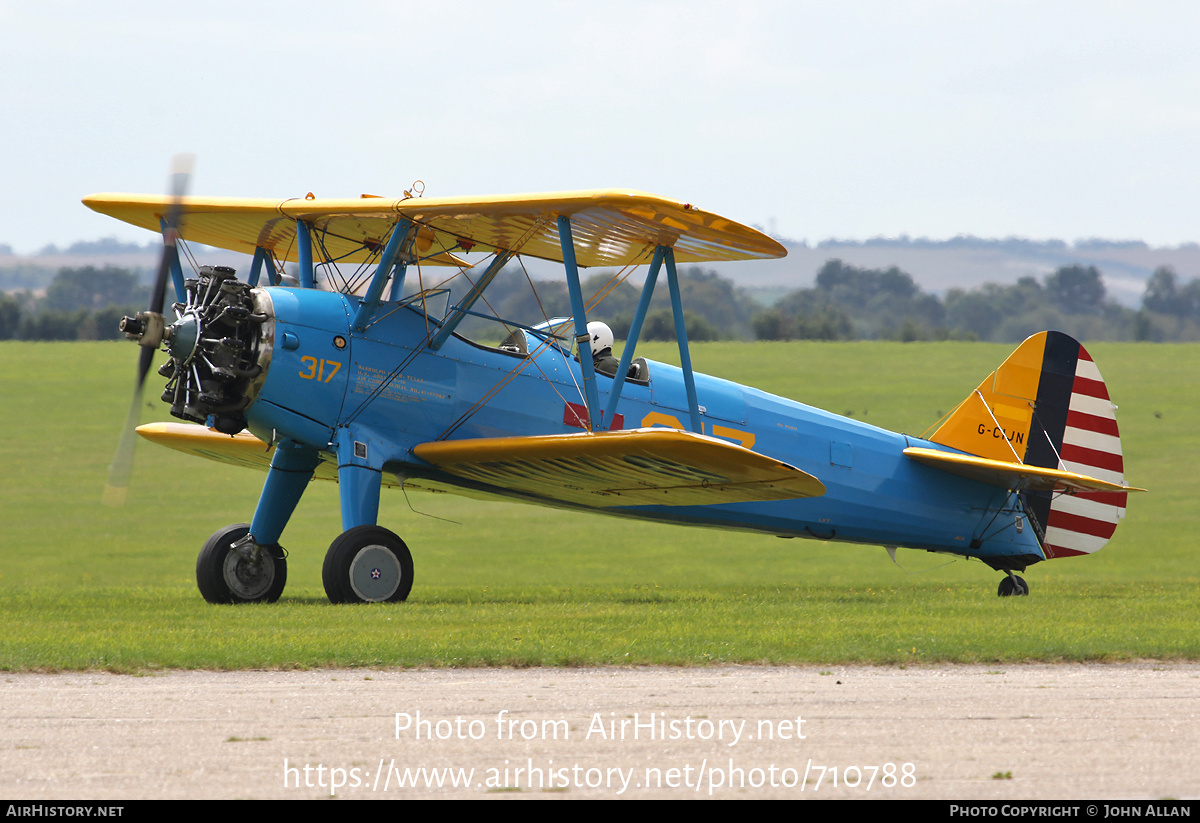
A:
[0,241,255,292]
[492,236,1200,308]
[707,237,1200,308]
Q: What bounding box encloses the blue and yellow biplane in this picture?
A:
[85,178,1141,603]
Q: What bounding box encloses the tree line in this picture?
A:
[472,259,1200,343]
[0,266,148,340]
[458,265,761,343]
[749,259,1200,343]
[4,260,1200,343]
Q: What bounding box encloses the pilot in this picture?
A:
[587,321,622,377]
[584,321,648,380]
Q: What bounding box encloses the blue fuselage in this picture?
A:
[244,289,1043,564]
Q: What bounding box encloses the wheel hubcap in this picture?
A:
[223,551,274,600]
[349,545,402,602]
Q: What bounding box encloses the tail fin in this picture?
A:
[928,331,1131,558]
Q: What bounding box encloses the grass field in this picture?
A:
[1,339,1197,670]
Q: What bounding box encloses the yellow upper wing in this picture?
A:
[82,189,786,268]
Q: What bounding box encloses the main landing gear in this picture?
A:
[196,523,414,604]
[997,572,1030,597]
[196,524,287,604]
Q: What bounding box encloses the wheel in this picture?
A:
[322,525,413,604]
[196,524,287,604]
[997,574,1029,597]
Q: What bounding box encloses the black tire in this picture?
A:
[997,575,1029,597]
[322,525,413,604]
[196,524,287,604]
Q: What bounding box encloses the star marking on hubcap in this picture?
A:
[371,568,382,580]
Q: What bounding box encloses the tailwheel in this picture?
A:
[322,525,414,604]
[997,573,1030,597]
[196,524,287,604]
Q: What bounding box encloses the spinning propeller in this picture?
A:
[103,155,193,505]
[104,155,272,505]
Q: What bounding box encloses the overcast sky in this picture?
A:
[3,1,1198,253]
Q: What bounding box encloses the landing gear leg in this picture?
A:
[323,431,414,604]
[997,572,1030,597]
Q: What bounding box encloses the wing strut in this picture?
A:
[428,250,513,350]
[664,246,702,433]
[159,216,187,304]
[247,246,271,287]
[602,245,701,433]
[603,245,666,429]
[557,228,704,435]
[389,259,409,301]
[353,219,413,332]
[295,219,315,288]
[558,216,603,431]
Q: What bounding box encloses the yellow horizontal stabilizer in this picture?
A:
[903,447,1144,493]
[413,428,825,508]
[82,189,786,268]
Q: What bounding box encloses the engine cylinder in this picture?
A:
[159,266,272,433]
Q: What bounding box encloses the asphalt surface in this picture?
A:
[2,663,1197,800]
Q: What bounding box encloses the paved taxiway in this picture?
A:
[2,664,1197,799]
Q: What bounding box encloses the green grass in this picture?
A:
[1,340,1197,670]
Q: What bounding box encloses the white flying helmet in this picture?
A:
[587,321,614,356]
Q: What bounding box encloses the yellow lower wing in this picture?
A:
[137,423,825,508]
[413,428,824,507]
[135,422,348,481]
